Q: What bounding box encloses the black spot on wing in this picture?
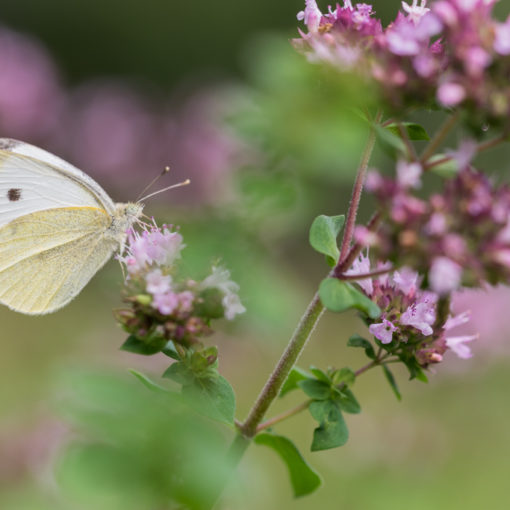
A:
[7,188,21,201]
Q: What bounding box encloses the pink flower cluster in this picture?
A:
[295,0,510,122]
[348,253,476,364]
[364,160,510,295]
[117,222,245,347]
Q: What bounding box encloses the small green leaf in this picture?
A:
[280,367,313,398]
[319,279,381,319]
[427,154,458,178]
[403,356,429,383]
[309,366,330,383]
[309,214,345,260]
[382,364,402,401]
[335,388,361,414]
[309,400,349,451]
[254,433,322,497]
[120,335,166,356]
[161,341,180,360]
[386,122,430,141]
[347,334,376,360]
[162,362,195,386]
[298,380,331,400]
[375,124,407,158]
[128,369,170,393]
[331,367,356,386]
[182,375,236,425]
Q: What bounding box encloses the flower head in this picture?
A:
[116,222,245,351]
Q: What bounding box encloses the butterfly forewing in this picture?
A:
[0,139,126,315]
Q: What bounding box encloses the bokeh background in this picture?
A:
[1,1,510,509]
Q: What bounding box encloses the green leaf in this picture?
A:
[182,375,236,425]
[319,279,381,319]
[298,380,331,400]
[128,369,170,394]
[427,154,458,178]
[375,124,407,158]
[254,433,322,497]
[309,400,349,451]
[385,122,430,141]
[162,362,196,386]
[382,364,402,401]
[335,388,361,414]
[347,334,376,360]
[120,335,166,356]
[309,214,345,260]
[280,367,313,398]
[161,341,180,360]
[331,367,356,386]
[309,366,330,383]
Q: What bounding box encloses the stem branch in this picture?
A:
[420,111,460,164]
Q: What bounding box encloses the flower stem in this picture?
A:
[420,111,460,164]
[205,113,383,509]
[256,400,312,433]
[334,211,382,277]
[239,293,325,438]
[397,121,418,161]
[256,353,391,433]
[338,111,382,263]
[424,133,508,171]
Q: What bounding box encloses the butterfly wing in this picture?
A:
[0,139,116,228]
[0,140,121,314]
[0,206,119,314]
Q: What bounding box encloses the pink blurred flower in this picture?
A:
[0,27,63,139]
[429,256,462,295]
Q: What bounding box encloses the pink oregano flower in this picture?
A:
[347,252,476,363]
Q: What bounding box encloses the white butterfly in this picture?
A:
[0,138,143,315]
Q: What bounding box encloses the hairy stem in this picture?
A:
[239,293,325,437]
[420,111,460,164]
[334,211,382,277]
[338,111,382,263]
[205,114,383,509]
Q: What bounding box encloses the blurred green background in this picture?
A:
[1,1,510,509]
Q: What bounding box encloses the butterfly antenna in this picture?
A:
[136,166,172,201]
[138,179,191,202]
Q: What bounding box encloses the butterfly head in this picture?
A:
[110,202,144,240]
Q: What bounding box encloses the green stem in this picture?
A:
[239,293,324,438]
[205,112,383,509]
[420,111,460,164]
[256,400,312,433]
[424,133,508,171]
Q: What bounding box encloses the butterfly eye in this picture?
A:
[7,188,21,201]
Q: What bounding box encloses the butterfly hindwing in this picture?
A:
[0,207,117,314]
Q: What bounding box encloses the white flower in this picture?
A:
[201,266,246,320]
[401,0,430,24]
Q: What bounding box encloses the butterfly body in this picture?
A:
[0,138,144,315]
